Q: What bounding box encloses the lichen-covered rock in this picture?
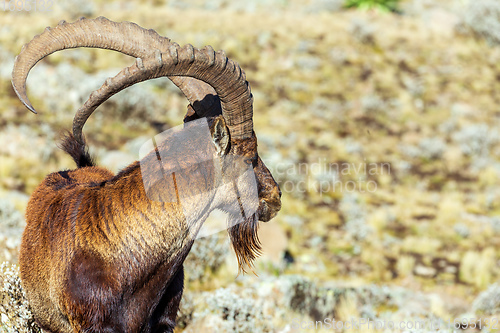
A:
[0,263,40,333]
[458,0,500,46]
[473,283,500,316]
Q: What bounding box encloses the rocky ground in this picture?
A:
[1,0,500,332]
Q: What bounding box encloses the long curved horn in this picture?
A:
[71,45,252,144]
[11,17,252,140]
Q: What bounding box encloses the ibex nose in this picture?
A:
[272,186,282,204]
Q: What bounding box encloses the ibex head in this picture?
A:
[12,16,281,271]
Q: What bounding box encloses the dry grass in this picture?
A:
[1,0,500,330]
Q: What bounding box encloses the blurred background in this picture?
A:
[1,0,500,331]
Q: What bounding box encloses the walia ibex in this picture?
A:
[12,16,281,333]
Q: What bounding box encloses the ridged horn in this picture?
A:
[11,16,252,141]
[71,44,253,144]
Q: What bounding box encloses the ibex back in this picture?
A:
[12,17,281,333]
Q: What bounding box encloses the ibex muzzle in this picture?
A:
[12,16,281,333]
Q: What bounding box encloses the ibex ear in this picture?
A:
[211,116,230,156]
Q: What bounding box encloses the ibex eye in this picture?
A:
[244,158,253,165]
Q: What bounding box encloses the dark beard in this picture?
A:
[227,213,262,274]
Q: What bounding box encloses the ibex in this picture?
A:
[12,16,281,333]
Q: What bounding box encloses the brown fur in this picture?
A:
[20,120,281,333]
